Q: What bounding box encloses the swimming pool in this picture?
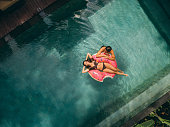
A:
[0,0,169,127]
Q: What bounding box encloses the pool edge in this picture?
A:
[121,91,170,127]
[95,73,170,127]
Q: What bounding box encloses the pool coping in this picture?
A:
[96,72,170,127]
[121,91,170,127]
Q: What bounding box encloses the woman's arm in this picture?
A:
[82,66,89,73]
[87,53,93,59]
[86,53,93,60]
[86,53,89,60]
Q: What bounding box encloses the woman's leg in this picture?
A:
[103,68,128,76]
[104,63,123,73]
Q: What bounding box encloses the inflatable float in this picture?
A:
[88,53,117,82]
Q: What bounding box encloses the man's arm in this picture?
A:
[101,50,115,60]
[110,50,115,61]
[96,46,106,58]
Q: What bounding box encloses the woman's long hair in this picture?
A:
[83,57,94,68]
[83,60,91,68]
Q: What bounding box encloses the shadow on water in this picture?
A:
[0,70,76,127]
[0,41,12,62]
[156,35,170,52]
[0,71,43,127]
[12,0,113,55]
[14,0,88,51]
[0,60,84,127]
[79,76,122,127]
[138,0,170,45]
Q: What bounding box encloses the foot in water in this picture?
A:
[124,74,128,76]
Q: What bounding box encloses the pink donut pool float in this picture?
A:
[88,53,117,82]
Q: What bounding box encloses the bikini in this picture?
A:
[90,61,106,71]
[102,62,106,71]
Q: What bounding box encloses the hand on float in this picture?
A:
[102,56,109,59]
[108,57,115,61]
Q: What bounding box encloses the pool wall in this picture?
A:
[138,0,170,44]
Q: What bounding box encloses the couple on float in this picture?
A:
[82,46,128,76]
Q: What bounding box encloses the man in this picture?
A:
[96,46,115,61]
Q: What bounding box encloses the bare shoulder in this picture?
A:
[101,46,106,50]
[98,46,105,53]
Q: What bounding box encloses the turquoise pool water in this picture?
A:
[0,0,170,127]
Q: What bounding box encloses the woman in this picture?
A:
[82,53,128,76]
